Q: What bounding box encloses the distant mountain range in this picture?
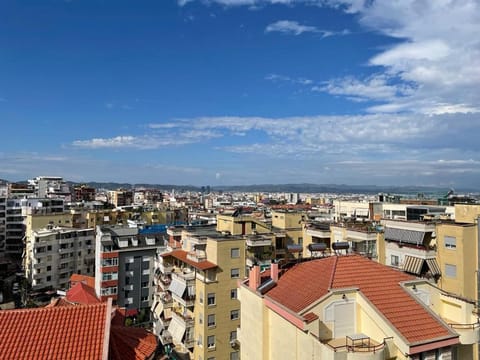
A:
[71,181,461,196]
[2,178,476,195]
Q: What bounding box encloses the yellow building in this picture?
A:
[153,227,244,360]
[238,255,478,360]
[216,213,272,236]
[436,221,478,301]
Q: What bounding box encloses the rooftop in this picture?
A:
[264,255,456,345]
[0,302,109,360]
[161,249,217,271]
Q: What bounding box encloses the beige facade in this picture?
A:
[238,257,478,360]
[436,222,478,301]
[454,204,480,224]
[153,228,243,360]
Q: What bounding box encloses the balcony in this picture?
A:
[246,235,273,247]
[171,309,195,328]
[59,237,74,245]
[448,322,480,344]
[171,269,195,282]
[323,334,388,360]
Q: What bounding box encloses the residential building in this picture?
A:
[28,176,72,200]
[108,189,134,207]
[238,255,479,360]
[153,226,244,360]
[25,226,95,291]
[381,219,441,280]
[95,225,160,312]
[72,184,96,202]
[0,184,7,255]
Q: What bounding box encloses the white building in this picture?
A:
[26,226,95,291]
[28,176,72,201]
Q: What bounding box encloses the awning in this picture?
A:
[426,258,441,276]
[385,227,425,245]
[152,300,163,318]
[169,278,186,297]
[402,255,424,275]
[168,316,186,343]
[355,208,369,217]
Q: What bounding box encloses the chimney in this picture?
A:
[249,265,260,291]
[271,262,279,282]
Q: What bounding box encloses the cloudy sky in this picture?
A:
[1,0,479,188]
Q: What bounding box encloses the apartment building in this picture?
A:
[26,226,95,291]
[153,226,244,360]
[28,176,72,200]
[0,184,6,256]
[108,189,134,207]
[380,219,441,280]
[72,184,96,202]
[436,221,477,301]
[239,255,479,359]
[95,225,160,312]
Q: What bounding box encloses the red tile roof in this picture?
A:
[0,302,109,360]
[265,255,456,344]
[70,274,96,289]
[109,325,158,360]
[161,249,217,270]
[67,282,101,305]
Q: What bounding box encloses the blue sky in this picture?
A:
[1,0,480,188]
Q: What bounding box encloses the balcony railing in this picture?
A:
[448,322,480,344]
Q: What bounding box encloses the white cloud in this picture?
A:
[265,20,349,37]
[265,20,318,35]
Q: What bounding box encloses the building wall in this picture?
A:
[118,249,155,311]
[238,285,267,360]
[455,204,480,224]
[436,223,477,301]
[194,237,244,360]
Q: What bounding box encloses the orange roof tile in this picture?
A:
[0,302,109,360]
[266,255,456,345]
[70,274,96,289]
[109,325,158,360]
[67,282,101,305]
[161,249,217,270]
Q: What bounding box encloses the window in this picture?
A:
[199,312,203,325]
[207,293,215,306]
[445,264,457,278]
[141,296,148,302]
[231,248,240,258]
[230,352,239,360]
[197,334,203,347]
[230,309,239,320]
[102,272,118,281]
[101,258,118,267]
[142,281,148,288]
[444,236,456,249]
[230,288,237,300]
[207,335,215,349]
[230,331,237,341]
[47,266,51,271]
[46,276,51,282]
[230,268,240,279]
[298,237,303,246]
[391,255,399,267]
[207,314,216,327]
[199,291,204,304]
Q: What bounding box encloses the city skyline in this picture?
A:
[1,0,479,187]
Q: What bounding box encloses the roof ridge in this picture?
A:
[328,256,338,289]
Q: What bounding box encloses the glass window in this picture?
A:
[444,236,456,249]
[231,248,240,258]
[208,314,216,327]
[230,331,237,341]
[207,335,215,349]
[445,264,457,278]
[230,309,239,320]
[207,293,216,306]
[230,288,237,300]
[231,268,240,279]
[391,255,399,267]
[230,352,239,360]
